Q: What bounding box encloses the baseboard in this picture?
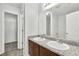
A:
[5,41,17,44]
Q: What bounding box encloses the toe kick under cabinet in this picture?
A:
[28,40,60,56]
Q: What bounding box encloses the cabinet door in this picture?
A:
[29,40,34,56]
[39,46,59,56]
[29,40,39,56]
[33,42,39,56]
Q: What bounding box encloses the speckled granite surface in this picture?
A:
[29,37,79,56]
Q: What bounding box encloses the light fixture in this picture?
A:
[43,3,59,10]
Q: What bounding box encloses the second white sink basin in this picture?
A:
[47,41,69,50]
[33,37,46,41]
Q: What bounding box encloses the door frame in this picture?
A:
[2,10,21,53]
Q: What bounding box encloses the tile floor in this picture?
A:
[1,49,23,56]
[0,41,23,56]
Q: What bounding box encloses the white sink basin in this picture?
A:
[33,37,46,41]
[47,41,69,50]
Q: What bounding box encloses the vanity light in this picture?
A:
[43,3,59,11]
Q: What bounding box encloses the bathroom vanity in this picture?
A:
[29,40,59,56]
[28,36,79,56]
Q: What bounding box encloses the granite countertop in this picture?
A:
[29,36,79,56]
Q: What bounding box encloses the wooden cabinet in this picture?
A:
[29,40,60,56]
[39,46,59,56]
[29,40,33,55]
[29,40,39,56]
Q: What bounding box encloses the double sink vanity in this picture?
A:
[28,35,79,56]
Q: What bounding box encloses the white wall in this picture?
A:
[58,15,66,39]
[0,5,4,54]
[25,3,39,55]
[37,4,46,35]
[38,12,46,35]
[25,4,39,36]
[66,11,79,41]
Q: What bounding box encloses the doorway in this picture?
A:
[1,12,23,56]
[4,12,17,51]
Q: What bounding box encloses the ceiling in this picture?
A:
[2,3,24,9]
[2,3,79,15]
[43,3,79,15]
[51,3,79,15]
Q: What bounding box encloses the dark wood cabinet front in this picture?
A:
[29,40,39,56]
[39,46,59,56]
[29,40,33,55]
[29,40,60,56]
[32,41,39,56]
